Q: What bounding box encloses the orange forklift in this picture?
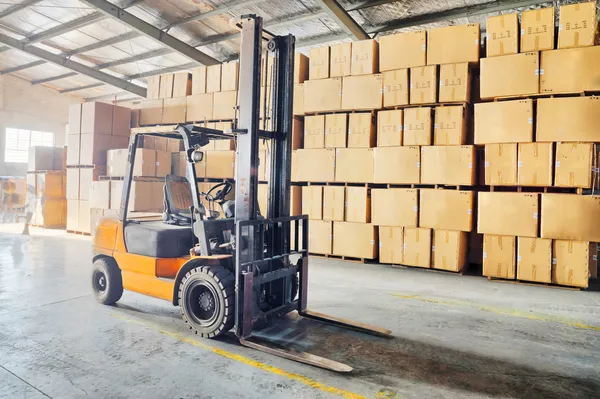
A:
[91,15,391,372]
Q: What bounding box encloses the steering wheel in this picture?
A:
[205,181,233,203]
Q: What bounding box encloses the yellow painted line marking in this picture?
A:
[110,313,369,399]
[393,294,600,331]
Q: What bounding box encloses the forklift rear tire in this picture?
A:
[178,266,235,338]
[91,257,123,305]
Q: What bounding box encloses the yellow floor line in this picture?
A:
[393,294,600,331]
[110,313,369,399]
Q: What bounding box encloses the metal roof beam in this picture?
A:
[59,82,104,94]
[0,0,44,20]
[79,0,219,65]
[31,72,77,85]
[24,12,106,45]
[0,60,45,74]
[64,31,141,56]
[166,0,266,29]
[0,32,146,96]
[313,0,369,40]
[346,0,399,12]
[95,47,171,69]
[83,91,134,102]
[127,62,198,80]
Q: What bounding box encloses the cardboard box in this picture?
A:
[107,149,126,177]
[371,188,418,227]
[80,134,128,166]
[474,100,533,144]
[540,46,600,93]
[480,52,539,99]
[554,143,594,188]
[309,220,333,255]
[348,113,375,148]
[379,226,404,264]
[558,2,597,49]
[404,107,432,146]
[294,53,309,83]
[66,168,79,200]
[434,106,467,145]
[380,30,427,71]
[403,227,431,268]
[68,104,82,135]
[159,73,174,98]
[77,199,91,233]
[330,43,351,77]
[81,102,113,134]
[323,186,345,221]
[325,113,347,148]
[332,222,377,259]
[291,185,302,216]
[486,13,519,57]
[221,62,239,92]
[139,99,163,125]
[162,97,187,124]
[351,39,379,75]
[521,7,555,52]
[205,151,235,179]
[335,148,373,183]
[304,115,325,149]
[553,240,597,288]
[439,62,470,103]
[128,148,155,177]
[191,66,206,95]
[128,181,163,212]
[536,97,600,142]
[427,24,480,65]
[341,74,383,111]
[186,94,213,122]
[258,149,270,181]
[410,65,437,104]
[302,186,323,220]
[66,199,79,231]
[28,146,56,171]
[419,189,473,232]
[293,149,335,182]
[478,192,539,237]
[292,117,304,150]
[304,78,342,113]
[518,143,553,186]
[66,134,80,166]
[485,143,518,186]
[112,105,131,137]
[172,72,192,98]
[483,235,516,279]
[89,181,111,209]
[420,145,475,185]
[293,84,304,115]
[206,64,221,93]
[433,230,468,272]
[109,181,122,210]
[345,187,370,223]
[146,75,161,99]
[541,194,600,241]
[309,46,330,80]
[171,152,187,177]
[257,184,268,216]
[382,69,409,107]
[155,151,171,178]
[373,146,420,184]
[517,237,552,283]
[377,110,403,147]
[35,173,64,199]
[79,167,104,201]
[212,91,237,120]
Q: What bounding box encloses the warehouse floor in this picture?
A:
[1,226,599,399]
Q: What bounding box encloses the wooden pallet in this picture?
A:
[486,185,585,194]
[488,91,600,102]
[67,230,91,236]
[26,170,65,174]
[309,253,374,264]
[486,276,582,291]
[384,101,471,110]
[99,175,164,182]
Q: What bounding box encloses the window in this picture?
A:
[4,128,54,163]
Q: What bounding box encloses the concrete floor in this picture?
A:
[1,226,599,399]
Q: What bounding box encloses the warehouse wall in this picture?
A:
[0,75,81,176]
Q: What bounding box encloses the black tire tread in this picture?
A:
[92,257,123,305]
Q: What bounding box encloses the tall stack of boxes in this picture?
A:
[27,146,67,228]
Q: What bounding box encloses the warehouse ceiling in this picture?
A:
[0,0,572,102]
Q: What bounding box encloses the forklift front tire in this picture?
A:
[91,257,123,305]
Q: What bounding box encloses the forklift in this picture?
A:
[91,15,391,372]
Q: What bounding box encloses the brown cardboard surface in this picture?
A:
[485,143,518,186]
[380,30,426,71]
[77,199,91,233]
[139,99,163,125]
[221,62,239,92]
[351,39,379,76]
[517,237,552,283]
[107,149,127,177]
[151,136,168,152]
[518,143,553,186]
[379,226,404,264]
[309,46,330,80]
[558,2,597,49]
[35,173,64,199]
[403,227,432,268]
[294,53,309,83]
[371,188,418,227]
[171,152,186,177]
[66,134,80,166]
[129,181,163,212]
[112,105,131,137]
[420,145,475,185]
[438,62,471,103]
[330,43,352,77]
[377,110,403,147]
[341,74,383,111]
[146,75,161,99]
[66,168,79,200]
[478,192,539,237]
[205,151,235,179]
[291,186,302,216]
[554,143,594,188]
[302,186,323,220]
[323,186,344,221]
[433,230,468,272]
[81,102,113,134]
[335,148,373,183]
[541,194,600,241]
[474,100,533,144]
[348,113,375,148]
[66,199,79,231]
[162,97,186,124]
[132,149,156,177]
[79,167,104,201]
[410,65,437,104]
[191,66,206,95]
[257,184,267,216]
[186,94,213,122]
[521,7,555,52]
[68,104,82,135]
[325,113,347,148]
[434,106,467,145]
[109,181,122,210]
[483,235,516,279]
[155,151,172,178]
[80,134,128,166]
[304,115,325,149]
[309,220,333,255]
[159,73,174,98]
[206,65,221,93]
[536,97,600,142]
[293,83,304,115]
[486,13,519,57]
[293,149,335,182]
[480,52,539,99]
[212,91,237,120]
[28,146,55,171]
[427,24,480,65]
[173,72,192,98]
[89,181,110,209]
[552,240,596,288]
[540,46,600,93]
[382,69,409,107]
[292,117,304,150]
[304,78,342,113]
[373,146,420,184]
[419,189,473,232]
[404,107,432,146]
[332,222,377,259]
[345,187,370,223]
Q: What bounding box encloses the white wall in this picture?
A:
[0,75,81,176]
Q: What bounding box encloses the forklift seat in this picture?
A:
[163,174,193,225]
[124,221,193,258]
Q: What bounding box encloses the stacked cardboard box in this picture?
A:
[27,146,67,228]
